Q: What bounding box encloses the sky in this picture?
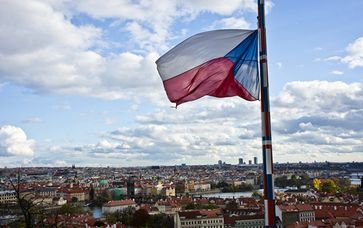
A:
[1,0,363,167]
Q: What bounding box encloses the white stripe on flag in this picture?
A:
[156,30,254,80]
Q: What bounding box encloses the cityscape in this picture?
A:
[0,161,363,227]
[2,0,363,227]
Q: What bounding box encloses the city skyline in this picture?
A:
[1,0,363,167]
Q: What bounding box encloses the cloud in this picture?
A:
[331,70,344,75]
[324,56,342,61]
[36,81,363,165]
[314,56,342,62]
[0,0,163,101]
[53,105,71,111]
[210,17,251,29]
[0,125,35,156]
[342,37,363,68]
[103,118,115,125]
[22,117,43,124]
[0,0,273,103]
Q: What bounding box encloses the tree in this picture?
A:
[8,169,45,228]
[59,203,83,215]
[131,209,150,227]
[313,179,321,190]
[333,178,351,193]
[105,213,117,224]
[175,183,185,194]
[94,190,111,207]
[252,190,262,199]
[147,214,174,228]
[321,179,339,194]
[94,220,105,227]
[120,207,135,225]
[71,197,78,203]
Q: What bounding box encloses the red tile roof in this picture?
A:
[179,209,222,219]
[104,200,136,207]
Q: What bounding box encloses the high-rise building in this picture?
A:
[218,160,222,168]
[248,160,252,165]
[238,158,244,165]
[127,176,135,198]
[254,156,258,165]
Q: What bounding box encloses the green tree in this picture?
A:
[206,203,218,209]
[94,190,111,207]
[321,179,339,194]
[175,183,185,194]
[252,190,262,199]
[147,214,174,228]
[131,209,150,227]
[120,207,135,225]
[333,178,351,193]
[105,212,117,224]
[94,220,105,227]
[71,197,78,203]
[59,203,83,215]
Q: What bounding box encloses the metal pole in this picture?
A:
[257,0,276,227]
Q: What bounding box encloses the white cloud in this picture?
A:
[53,105,71,111]
[324,56,342,61]
[331,70,344,75]
[342,37,363,68]
[34,81,363,165]
[0,0,273,103]
[103,118,115,125]
[314,56,342,62]
[54,160,67,166]
[0,1,163,101]
[210,17,251,29]
[22,117,43,124]
[0,125,35,156]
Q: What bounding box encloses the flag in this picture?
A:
[156,29,259,106]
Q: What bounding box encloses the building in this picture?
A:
[311,202,360,220]
[161,184,176,197]
[127,176,135,198]
[194,182,211,192]
[60,188,86,201]
[295,204,315,222]
[53,196,67,206]
[218,160,223,168]
[254,157,258,165]
[276,204,315,227]
[238,158,244,165]
[36,187,57,198]
[176,209,224,228]
[248,160,252,165]
[102,199,137,214]
[0,190,16,204]
[224,214,264,228]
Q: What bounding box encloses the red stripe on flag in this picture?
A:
[163,57,256,105]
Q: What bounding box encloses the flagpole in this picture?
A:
[257,0,276,227]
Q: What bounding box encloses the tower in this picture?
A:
[127,176,135,198]
[238,158,243,165]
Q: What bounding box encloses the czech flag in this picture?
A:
[156,29,259,106]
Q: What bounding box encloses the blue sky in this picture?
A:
[0,0,363,167]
